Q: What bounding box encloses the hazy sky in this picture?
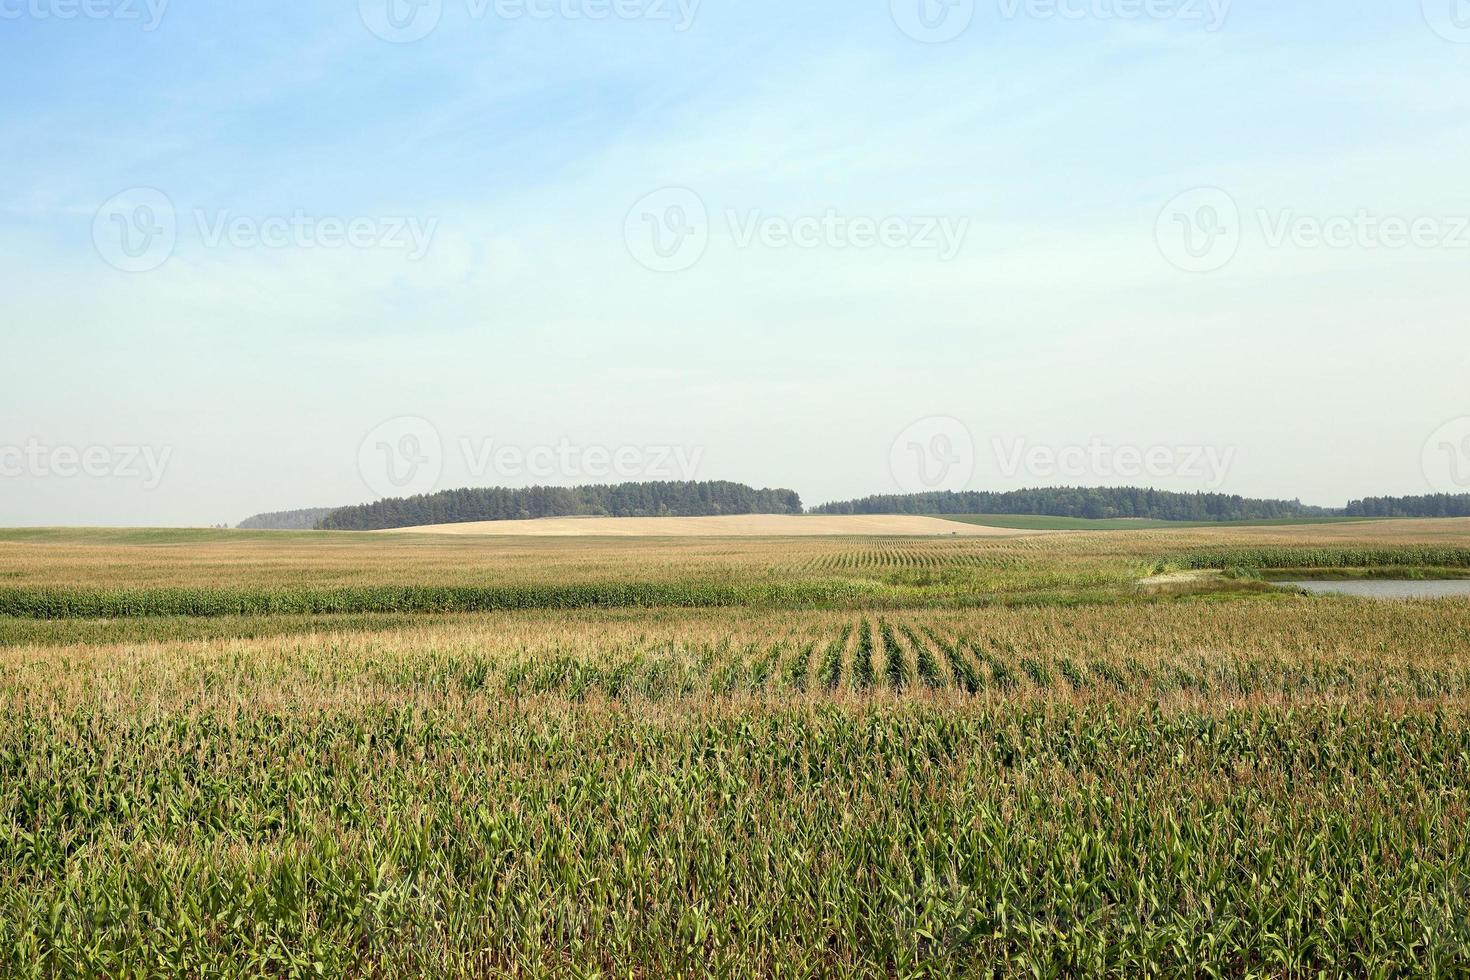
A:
[4,0,1470,525]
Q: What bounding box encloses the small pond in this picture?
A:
[1278,580,1470,600]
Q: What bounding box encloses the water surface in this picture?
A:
[1280,580,1470,600]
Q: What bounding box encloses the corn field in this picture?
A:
[3,526,1470,975]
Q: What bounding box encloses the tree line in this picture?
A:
[812,488,1334,522]
[314,481,803,531]
[237,507,339,531]
[239,486,1470,531]
[1344,494,1470,518]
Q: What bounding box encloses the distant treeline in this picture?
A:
[1344,494,1470,518]
[317,481,804,531]
[812,488,1334,522]
[237,507,338,531]
[243,486,1470,532]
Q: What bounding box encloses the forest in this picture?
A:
[236,507,338,531]
[812,488,1334,522]
[815,488,1470,522]
[239,488,1470,531]
[1344,493,1470,518]
[314,481,804,531]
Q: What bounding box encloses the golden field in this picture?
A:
[382,514,1034,537]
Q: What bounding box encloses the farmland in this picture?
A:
[935,514,1387,531]
[2,522,1470,975]
[3,519,1470,619]
[381,514,1022,537]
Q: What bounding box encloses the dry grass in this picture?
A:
[384,514,1034,537]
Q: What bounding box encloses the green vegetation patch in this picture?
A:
[0,582,895,620]
[1175,547,1470,572]
[0,613,465,648]
[2,649,1468,976]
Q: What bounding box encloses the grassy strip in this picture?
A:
[1172,547,1470,572]
[0,613,469,648]
[0,582,895,619]
[1259,566,1470,582]
[0,583,1216,620]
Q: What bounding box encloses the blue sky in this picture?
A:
[3,0,1470,524]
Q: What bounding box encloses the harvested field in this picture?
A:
[383,514,1030,537]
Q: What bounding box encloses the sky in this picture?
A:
[3,0,1470,525]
